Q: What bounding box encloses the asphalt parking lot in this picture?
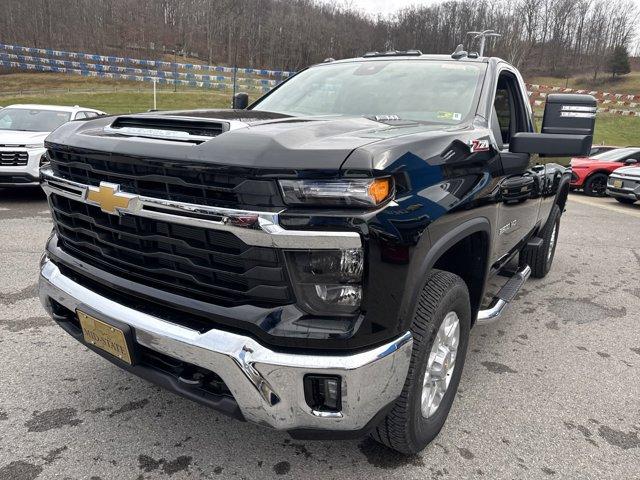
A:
[0,189,638,480]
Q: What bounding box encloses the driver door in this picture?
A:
[491,69,542,261]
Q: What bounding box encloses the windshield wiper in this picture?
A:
[365,115,421,125]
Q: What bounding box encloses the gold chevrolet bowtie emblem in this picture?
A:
[86,183,135,215]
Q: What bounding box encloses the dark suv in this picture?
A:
[39,52,595,454]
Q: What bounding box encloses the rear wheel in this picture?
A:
[583,173,608,197]
[615,197,636,205]
[371,270,470,454]
[521,204,561,278]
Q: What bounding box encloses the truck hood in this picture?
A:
[0,130,49,147]
[45,110,452,170]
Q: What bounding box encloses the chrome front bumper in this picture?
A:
[39,258,413,433]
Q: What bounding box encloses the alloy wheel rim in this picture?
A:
[421,311,460,419]
[592,178,607,195]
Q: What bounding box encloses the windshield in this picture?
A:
[252,60,486,124]
[591,148,640,161]
[0,108,72,132]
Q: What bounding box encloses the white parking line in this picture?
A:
[569,195,640,218]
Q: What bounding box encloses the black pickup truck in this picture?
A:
[38,51,596,454]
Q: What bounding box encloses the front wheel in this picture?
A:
[583,173,608,197]
[370,270,470,454]
[521,204,561,278]
[615,197,636,205]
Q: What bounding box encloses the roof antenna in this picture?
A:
[466,30,502,57]
[451,44,468,60]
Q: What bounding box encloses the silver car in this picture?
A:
[607,165,640,205]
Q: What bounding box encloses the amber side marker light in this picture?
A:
[368,178,391,204]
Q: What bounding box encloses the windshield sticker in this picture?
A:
[437,111,462,121]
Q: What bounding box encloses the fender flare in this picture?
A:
[555,174,571,213]
[399,217,492,331]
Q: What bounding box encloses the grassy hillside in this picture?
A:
[0,72,141,92]
[528,72,640,95]
[0,90,232,113]
[592,115,640,146]
[0,72,255,112]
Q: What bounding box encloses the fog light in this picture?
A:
[304,375,342,412]
[314,285,361,306]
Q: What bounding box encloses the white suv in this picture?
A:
[0,104,106,186]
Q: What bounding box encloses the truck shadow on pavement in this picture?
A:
[0,186,46,203]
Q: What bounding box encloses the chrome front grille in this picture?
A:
[0,151,29,166]
[40,167,361,308]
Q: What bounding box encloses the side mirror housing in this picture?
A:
[510,94,597,156]
[510,133,593,156]
[232,92,249,110]
[541,94,596,136]
[624,159,638,166]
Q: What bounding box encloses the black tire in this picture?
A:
[370,270,471,454]
[615,197,636,205]
[583,173,608,197]
[521,204,561,278]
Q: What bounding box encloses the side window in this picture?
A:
[494,87,511,144]
[493,72,531,147]
[83,111,99,118]
[74,111,86,120]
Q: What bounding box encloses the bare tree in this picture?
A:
[0,0,637,78]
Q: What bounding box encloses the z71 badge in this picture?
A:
[469,138,490,153]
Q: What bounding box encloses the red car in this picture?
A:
[570,147,640,196]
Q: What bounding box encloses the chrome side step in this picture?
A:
[476,265,532,325]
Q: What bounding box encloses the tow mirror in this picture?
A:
[624,159,638,166]
[232,92,249,110]
[510,94,597,157]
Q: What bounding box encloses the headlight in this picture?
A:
[25,144,44,149]
[279,178,393,207]
[285,248,364,316]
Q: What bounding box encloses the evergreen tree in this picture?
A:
[607,45,631,78]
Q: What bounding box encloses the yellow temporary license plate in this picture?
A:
[77,310,133,364]
[613,179,623,188]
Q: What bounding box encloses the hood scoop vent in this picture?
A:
[105,115,231,144]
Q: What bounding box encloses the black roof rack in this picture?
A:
[362,50,423,58]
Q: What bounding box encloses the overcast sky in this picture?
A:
[329,0,438,16]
